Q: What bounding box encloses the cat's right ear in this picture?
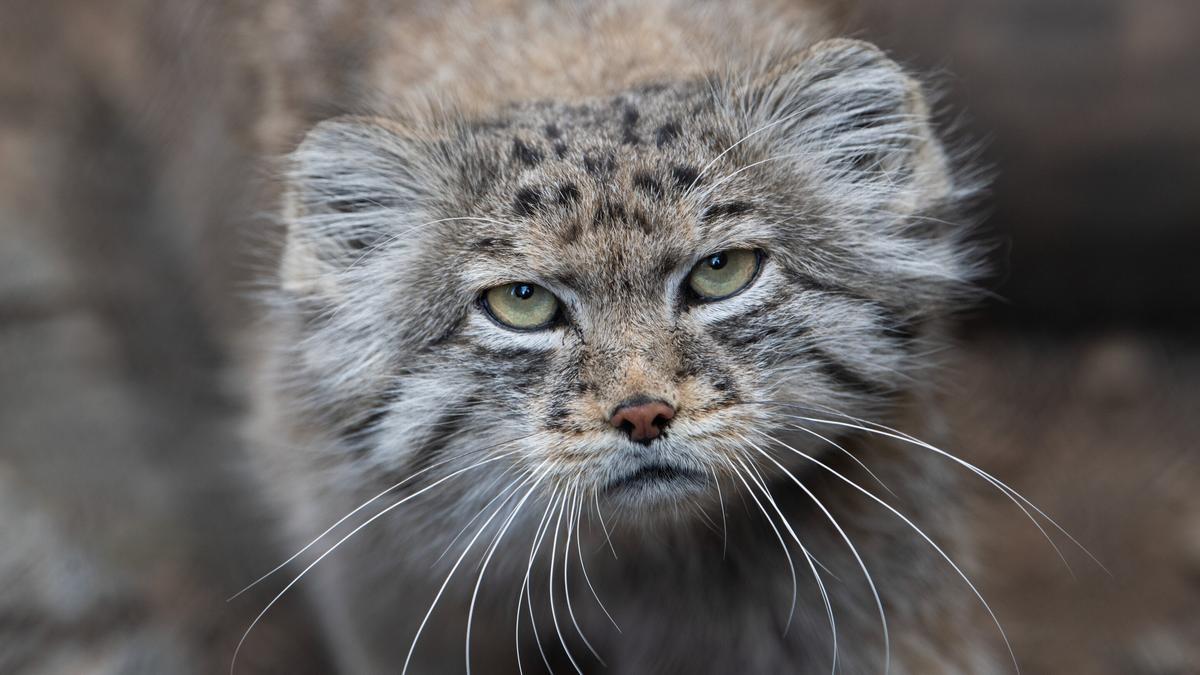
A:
[281,116,434,296]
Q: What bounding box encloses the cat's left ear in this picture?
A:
[746,39,949,205]
[281,116,438,297]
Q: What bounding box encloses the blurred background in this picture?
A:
[1,0,1197,673]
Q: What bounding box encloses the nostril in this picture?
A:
[609,397,676,444]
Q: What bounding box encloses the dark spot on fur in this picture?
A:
[553,141,568,158]
[583,150,616,177]
[559,220,582,244]
[671,165,700,191]
[556,183,580,205]
[621,105,641,145]
[544,123,562,139]
[473,344,548,362]
[511,138,543,167]
[700,201,753,222]
[513,186,542,216]
[655,121,681,147]
[629,207,653,234]
[632,172,663,199]
[594,199,627,226]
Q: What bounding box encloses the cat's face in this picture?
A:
[275,40,974,515]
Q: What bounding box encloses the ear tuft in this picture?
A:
[749,38,945,195]
[281,116,433,295]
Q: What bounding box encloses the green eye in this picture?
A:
[482,283,561,330]
[687,249,761,301]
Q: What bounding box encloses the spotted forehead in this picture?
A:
[456,84,760,286]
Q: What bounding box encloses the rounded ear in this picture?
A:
[281,116,435,296]
[747,38,949,203]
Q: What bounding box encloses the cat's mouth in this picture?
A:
[604,462,705,494]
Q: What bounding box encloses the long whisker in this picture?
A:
[228,433,537,601]
[727,455,837,675]
[402,472,534,675]
[777,422,896,498]
[756,400,1104,576]
[710,465,729,559]
[435,471,530,566]
[722,457,799,636]
[687,94,845,191]
[517,487,560,675]
[563,486,607,665]
[574,487,621,634]
[547,490,585,675]
[593,489,618,559]
[757,428,1021,674]
[743,432,889,675]
[777,405,1071,569]
[466,468,549,675]
[230,450,517,675]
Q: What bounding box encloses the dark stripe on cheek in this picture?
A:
[340,388,402,444]
[401,399,475,481]
[472,344,552,364]
[809,347,892,398]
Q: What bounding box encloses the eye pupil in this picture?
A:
[513,284,535,300]
[707,253,727,270]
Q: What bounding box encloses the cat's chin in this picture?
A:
[601,461,708,508]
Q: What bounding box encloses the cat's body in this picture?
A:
[245,1,999,672]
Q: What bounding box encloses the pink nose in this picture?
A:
[609,398,675,444]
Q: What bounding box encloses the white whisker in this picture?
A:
[756,428,1021,674]
[228,433,536,601]
[403,471,533,675]
[466,469,548,675]
[547,490,585,674]
[728,455,837,675]
[516,488,560,675]
[760,401,1104,577]
[231,450,517,675]
[563,486,606,664]
[743,433,888,675]
[723,457,800,637]
[575,487,621,634]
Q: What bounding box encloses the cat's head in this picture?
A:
[272,39,978,513]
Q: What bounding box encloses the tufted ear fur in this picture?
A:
[747,38,951,213]
[281,116,437,297]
